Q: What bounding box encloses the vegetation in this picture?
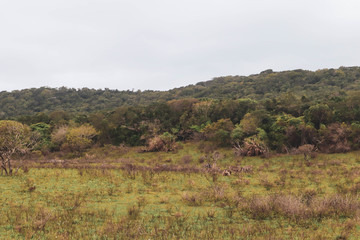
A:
[0,67,358,157]
[0,66,359,118]
[1,66,360,238]
[1,143,360,239]
[0,120,35,175]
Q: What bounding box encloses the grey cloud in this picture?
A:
[0,0,360,91]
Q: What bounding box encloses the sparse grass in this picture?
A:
[1,142,360,239]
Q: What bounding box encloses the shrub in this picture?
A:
[318,123,351,153]
[65,124,98,152]
[234,136,268,157]
[146,132,177,152]
[51,126,69,150]
[181,192,204,206]
[146,136,165,152]
[202,119,234,147]
[291,144,316,160]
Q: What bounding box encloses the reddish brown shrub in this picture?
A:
[234,137,268,157]
[147,136,165,152]
[318,123,351,153]
[145,133,177,152]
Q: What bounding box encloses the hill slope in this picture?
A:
[1,66,360,118]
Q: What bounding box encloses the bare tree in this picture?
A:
[0,120,36,175]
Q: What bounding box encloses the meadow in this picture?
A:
[1,142,360,239]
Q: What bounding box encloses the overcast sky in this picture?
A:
[0,0,360,91]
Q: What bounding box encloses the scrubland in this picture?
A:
[1,142,360,239]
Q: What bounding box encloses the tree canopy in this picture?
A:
[0,120,34,175]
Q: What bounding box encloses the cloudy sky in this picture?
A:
[0,0,360,91]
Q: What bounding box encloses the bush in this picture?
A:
[146,132,177,152]
[234,136,269,157]
[64,124,98,152]
[318,123,351,153]
[291,144,316,160]
[203,119,234,147]
[51,126,69,150]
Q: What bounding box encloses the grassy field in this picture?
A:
[1,142,360,239]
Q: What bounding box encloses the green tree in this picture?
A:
[30,122,51,151]
[203,119,234,147]
[305,104,333,129]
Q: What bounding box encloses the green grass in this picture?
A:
[1,142,360,239]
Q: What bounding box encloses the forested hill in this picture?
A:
[1,66,360,118]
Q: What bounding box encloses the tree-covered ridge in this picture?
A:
[1,66,360,118]
[0,87,163,118]
[175,66,360,99]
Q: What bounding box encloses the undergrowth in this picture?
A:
[1,142,360,239]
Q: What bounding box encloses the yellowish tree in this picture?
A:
[0,120,35,175]
[64,124,98,152]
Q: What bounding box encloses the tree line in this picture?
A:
[5,92,360,153]
[1,66,360,118]
[1,66,360,175]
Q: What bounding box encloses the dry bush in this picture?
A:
[7,204,54,237]
[204,184,227,203]
[318,123,351,153]
[181,192,204,206]
[98,217,146,239]
[234,137,268,157]
[313,194,360,218]
[291,144,315,155]
[244,193,360,221]
[301,189,317,206]
[291,144,316,162]
[51,125,68,147]
[145,133,177,152]
[146,136,165,152]
[246,195,273,220]
[298,144,315,155]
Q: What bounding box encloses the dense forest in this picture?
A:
[1,66,360,118]
[1,66,360,156]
